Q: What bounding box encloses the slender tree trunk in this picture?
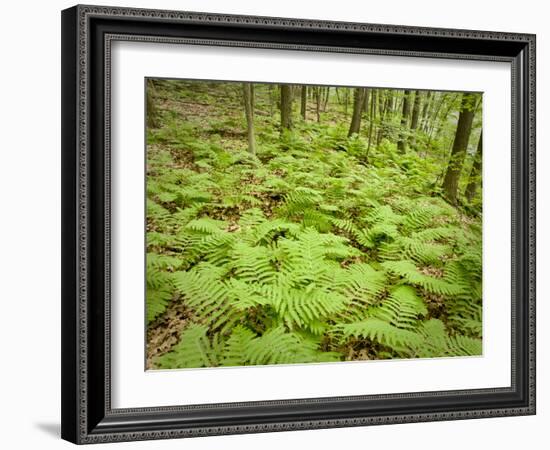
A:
[348,88,366,137]
[242,83,256,155]
[397,90,412,153]
[371,90,378,139]
[322,87,330,111]
[300,86,307,120]
[315,87,321,123]
[361,89,369,112]
[427,93,446,138]
[280,84,293,131]
[409,90,422,147]
[344,88,349,116]
[465,131,483,202]
[410,91,422,131]
[146,79,159,128]
[441,94,477,205]
[420,91,433,131]
[268,84,275,116]
[376,90,390,146]
[390,93,396,116]
[366,88,376,160]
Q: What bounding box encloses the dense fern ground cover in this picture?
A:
[146,80,483,369]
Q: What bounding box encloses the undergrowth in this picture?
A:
[146,80,482,369]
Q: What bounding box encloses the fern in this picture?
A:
[373,286,428,330]
[382,260,463,296]
[146,255,175,323]
[146,80,484,369]
[261,284,347,329]
[335,318,423,350]
[222,325,257,366]
[156,324,219,368]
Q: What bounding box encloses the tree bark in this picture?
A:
[280,84,293,131]
[397,90,412,153]
[348,88,366,137]
[410,91,422,131]
[242,83,256,155]
[441,93,477,205]
[344,88,349,116]
[426,93,445,138]
[409,90,422,147]
[300,86,307,120]
[366,89,376,160]
[146,79,159,128]
[315,87,321,123]
[322,87,330,111]
[376,90,390,146]
[420,91,432,131]
[465,131,483,202]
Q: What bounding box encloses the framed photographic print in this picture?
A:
[61,4,536,444]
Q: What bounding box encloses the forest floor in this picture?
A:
[145,80,483,370]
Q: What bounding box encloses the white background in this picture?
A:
[112,42,511,408]
[0,0,546,449]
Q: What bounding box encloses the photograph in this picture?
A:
[58,4,536,444]
[145,79,484,370]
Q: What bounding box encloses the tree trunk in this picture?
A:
[427,93,445,138]
[300,86,307,120]
[146,79,159,128]
[348,88,366,137]
[315,87,321,123]
[420,91,432,131]
[465,131,483,202]
[344,88,349,116]
[397,90,412,153]
[322,87,330,111]
[280,84,293,131]
[242,83,256,155]
[366,89,376,160]
[441,94,477,205]
[376,90,390,146]
[410,91,422,131]
[409,90,422,147]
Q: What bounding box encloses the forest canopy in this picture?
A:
[145,79,483,370]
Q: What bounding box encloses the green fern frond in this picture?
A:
[373,286,427,330]
[238,208,267,229]
[333,263,386,314]
[222,325,257,366]
[447,334,482,356]
[412,226,457,242]
[244,326,336,365]
[335,318,423,349]
[330,217,359,234]
[253,219,301,244]
[146,287,172,324]
[156,324,216,368]
[261,285,347,329]
[302,208,333,232]
[147,253,184,271]
[229,242,277,284]
[172,265,239,332]
[185,217,227,235]
[382,260,463,296]
[379,237,450,265]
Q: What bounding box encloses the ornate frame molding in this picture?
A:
[61,4,536,444]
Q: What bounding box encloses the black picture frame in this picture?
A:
[61,4,536,444]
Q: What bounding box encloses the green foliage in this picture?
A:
[146,80,483,369]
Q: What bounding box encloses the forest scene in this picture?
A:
[145,79,483,370]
